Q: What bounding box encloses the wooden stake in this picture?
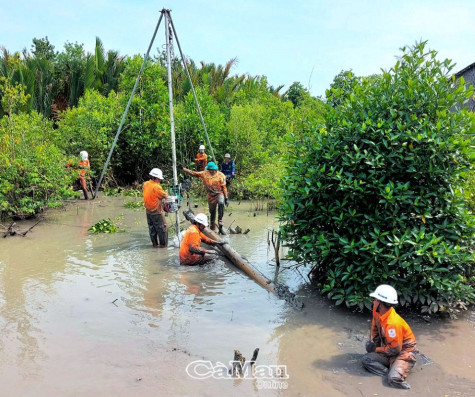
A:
[232,350,245,377]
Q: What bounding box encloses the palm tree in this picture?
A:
[92,37,125,96]
[0,48,35,114]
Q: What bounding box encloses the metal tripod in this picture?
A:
[92,8,215,247]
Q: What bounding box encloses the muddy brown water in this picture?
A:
[0,196,474,397]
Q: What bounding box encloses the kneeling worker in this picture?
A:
[362,284,417,389]
[179,213,224,265]
[143,168,168,248]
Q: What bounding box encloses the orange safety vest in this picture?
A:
[186,170,227,204]
[179,224,214,265]
[195,152,208,171]
[143,179,168,213]
[372,306,417,360]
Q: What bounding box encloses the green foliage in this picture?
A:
[280,42,475,314]
[122,188,141,197]
[325,70,360,108]
[88,218,118,234]
[124,200,144,209]
[228,93,294,172]
[103,187,121,197]
[56,89,122,178]
[239,160,285,199]
[175,86,227,164]
[284,82,308,108]
[115,56,170,182]
[1,37,124,118]
[31,37,56,61]
[0,87,74,218]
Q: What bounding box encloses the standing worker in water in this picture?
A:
[67,150,91,200]
[78,151,91,200]
[194,144,208,171]
[362,284,417,390]
[220,153,235,187]
[143,168,169,248]
[183,162,228,234]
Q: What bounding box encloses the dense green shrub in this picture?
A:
[0,109,74,218]
[279,42,475,314]
[56,89,122,176]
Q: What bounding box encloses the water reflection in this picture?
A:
[0,197,473,396]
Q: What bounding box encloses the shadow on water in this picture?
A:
[0,196,474,396]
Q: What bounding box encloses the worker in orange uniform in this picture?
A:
[179,213,224,265]
[362,284,417,390]
[143,168,169,248]
[183,161,228,234]
[77,151,91,199]
[194,144,208,171]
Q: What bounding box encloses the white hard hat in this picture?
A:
[199,145,205,150]
[224,153,231,158]
[370,284,398,305]
[194,213,208,227]
[149,168,164,179]
[80,151,88,161]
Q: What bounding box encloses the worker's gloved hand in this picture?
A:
[365,341,376,353]
[215,241,226,245]
[225,198,229,207]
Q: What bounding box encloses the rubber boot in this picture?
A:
[158,228,168,247]
[210,223,216,231]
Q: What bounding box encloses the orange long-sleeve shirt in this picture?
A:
[183,169,227,204]
[179,224,214,265]
[371,306,417,360]
[195,152,208,171]
[78,159,90,178]
[143,179,168,214]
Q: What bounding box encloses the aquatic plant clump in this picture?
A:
[88,218,118,234]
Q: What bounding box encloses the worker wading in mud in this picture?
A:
[183,162,228,234]
[194,144,208,171]
[143,168,169,248]
[362,284,417,390]
[179,213,224,265]
[67,150,91,200]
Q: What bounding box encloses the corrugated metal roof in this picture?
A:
[455,62,475,77]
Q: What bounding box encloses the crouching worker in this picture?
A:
[143,168,168,248]
[362,284,417,390]
[179,213,224,265]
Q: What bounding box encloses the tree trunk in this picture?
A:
[183,209,277,295]
[183,209,304,310]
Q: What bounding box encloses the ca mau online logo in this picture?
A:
[186,360,289,380]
